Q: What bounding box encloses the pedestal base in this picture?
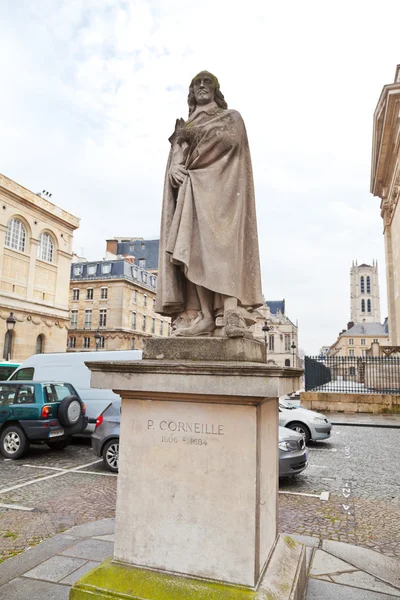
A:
[69,534,306,600]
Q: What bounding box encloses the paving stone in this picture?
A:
[330,571,400,597]
[0,576,70,600]
[322,541,400,589]
[59,561,100,585]
[61,539,113,561]
[92,533,115,542]
[0,534,78,586]
[24,555,87,583]
[307,578,399,599]
[310,549,358,576]
[63,518,115,538]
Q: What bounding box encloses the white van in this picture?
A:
[8,350,142,432]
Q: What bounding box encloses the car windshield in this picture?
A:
[279,400,296,410]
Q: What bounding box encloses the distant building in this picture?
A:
[0,174,79,361]
[253,299,299,367]
[68,258,170,351]
[105,238,159,273]
[371,65,400,346]
[350,260,380,324]
[329,320,389,357]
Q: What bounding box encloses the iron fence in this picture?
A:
[305,355,400,394]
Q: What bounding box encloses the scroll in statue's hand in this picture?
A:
[169,163,187,187]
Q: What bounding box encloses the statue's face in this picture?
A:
[193,72,215,105]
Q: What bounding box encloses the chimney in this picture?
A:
[347,321,354,330]
[106,239,118,255]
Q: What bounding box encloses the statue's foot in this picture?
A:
[225,311,251,338]
[175,314,215,337]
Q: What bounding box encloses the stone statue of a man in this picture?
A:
[155,71,263,337]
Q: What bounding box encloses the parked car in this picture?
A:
[0,361,20,381]
[0,381,88,459]
[92,402,308,477]
[8,350,142,433]
[279,399,332,444]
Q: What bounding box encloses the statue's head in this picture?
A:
[188,71,228,116]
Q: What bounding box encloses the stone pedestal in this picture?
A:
[70,339,305,599]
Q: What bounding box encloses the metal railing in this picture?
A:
[305,355,400,394]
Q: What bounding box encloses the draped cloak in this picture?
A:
[155,103,263,317]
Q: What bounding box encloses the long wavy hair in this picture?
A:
[187,71,228,116]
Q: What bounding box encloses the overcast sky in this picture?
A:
[1,0,398,353]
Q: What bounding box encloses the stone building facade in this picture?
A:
[68,259,170,351]
[0,174,79,361]
[350,260,380,324]
[371,65,400,346]
[253,300,299,367]
[329,321,389,357]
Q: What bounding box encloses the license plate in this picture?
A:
[49,430,64,438]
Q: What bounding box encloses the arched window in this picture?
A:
[285,359,291,367]
[37,232,54,262]
[360,276,365,293]
[5,218,26,252]
[3,331,13,360]
[367,299,371,313]
[366,276,371,294]
[36,335,44,354]
[361,299,365,313]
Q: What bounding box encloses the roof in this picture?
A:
[70,259,157,293]
[116,239,159,271]
[266,300,285,316]
[342,322,388,337]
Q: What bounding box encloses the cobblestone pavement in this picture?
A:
[0,426,399,564]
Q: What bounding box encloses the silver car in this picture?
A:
[92,402,308,477]
[279,399,332,445]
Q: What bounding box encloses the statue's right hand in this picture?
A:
[169,164,187,187]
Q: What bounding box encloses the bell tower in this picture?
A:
[350,260,381,324]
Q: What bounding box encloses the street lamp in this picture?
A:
[94,329,101,352]
[262,321,270,363]
[291,341,296,368]
[6,312,16,332]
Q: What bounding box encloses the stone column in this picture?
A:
[71,338,306,599]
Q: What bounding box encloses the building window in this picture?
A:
[132,290,137,303]
[142,271,148,283]
[70,310,78,328]
[87,265,97,276]
[139,259,146,268]
[366,276,371,294]
[36,335,44,354]
[142,315,146,331]
[152,318,155,334]
[67,336,76,348]
[72,288,80,301]
[73,265,83,276]
[132,268,138,279]
[132,312,137,329]
[373,338,378,343]
[86,288,94,300]
[37,232,54,263]
[360,276,365,293]
[151,276,157,289]
[83,337,90,349]
[102,263,111,275]
[131,338,135,349]
[349,339,354,345]
[141,242,145,250]
[143,294,147,307]
[361,339,366,345]
[84,309,92,328]
[160,321,164,335]
[269,335,274,352]
[362,349,367,357]
[367,299,371,313]
[98,336,105,349]
[349,366,356,375]
[5,218,26,252]
[285,359,290,367]
[100,287,108,300]
[349,349,355,357]
[284,334,290,352]
[361,299,365,313]
[99,309,107,327]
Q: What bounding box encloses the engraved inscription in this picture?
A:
[147,419,224,447]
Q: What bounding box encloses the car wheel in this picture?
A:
[58,395,83,428]
[103,439,119,472]
[0,425,30,459]
[46,437,72,451]
[287,422,311,445]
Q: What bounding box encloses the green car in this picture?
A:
[0,381,88,459]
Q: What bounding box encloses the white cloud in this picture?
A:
[0,0,396,352]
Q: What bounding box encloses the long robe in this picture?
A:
[155,103,263,317]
